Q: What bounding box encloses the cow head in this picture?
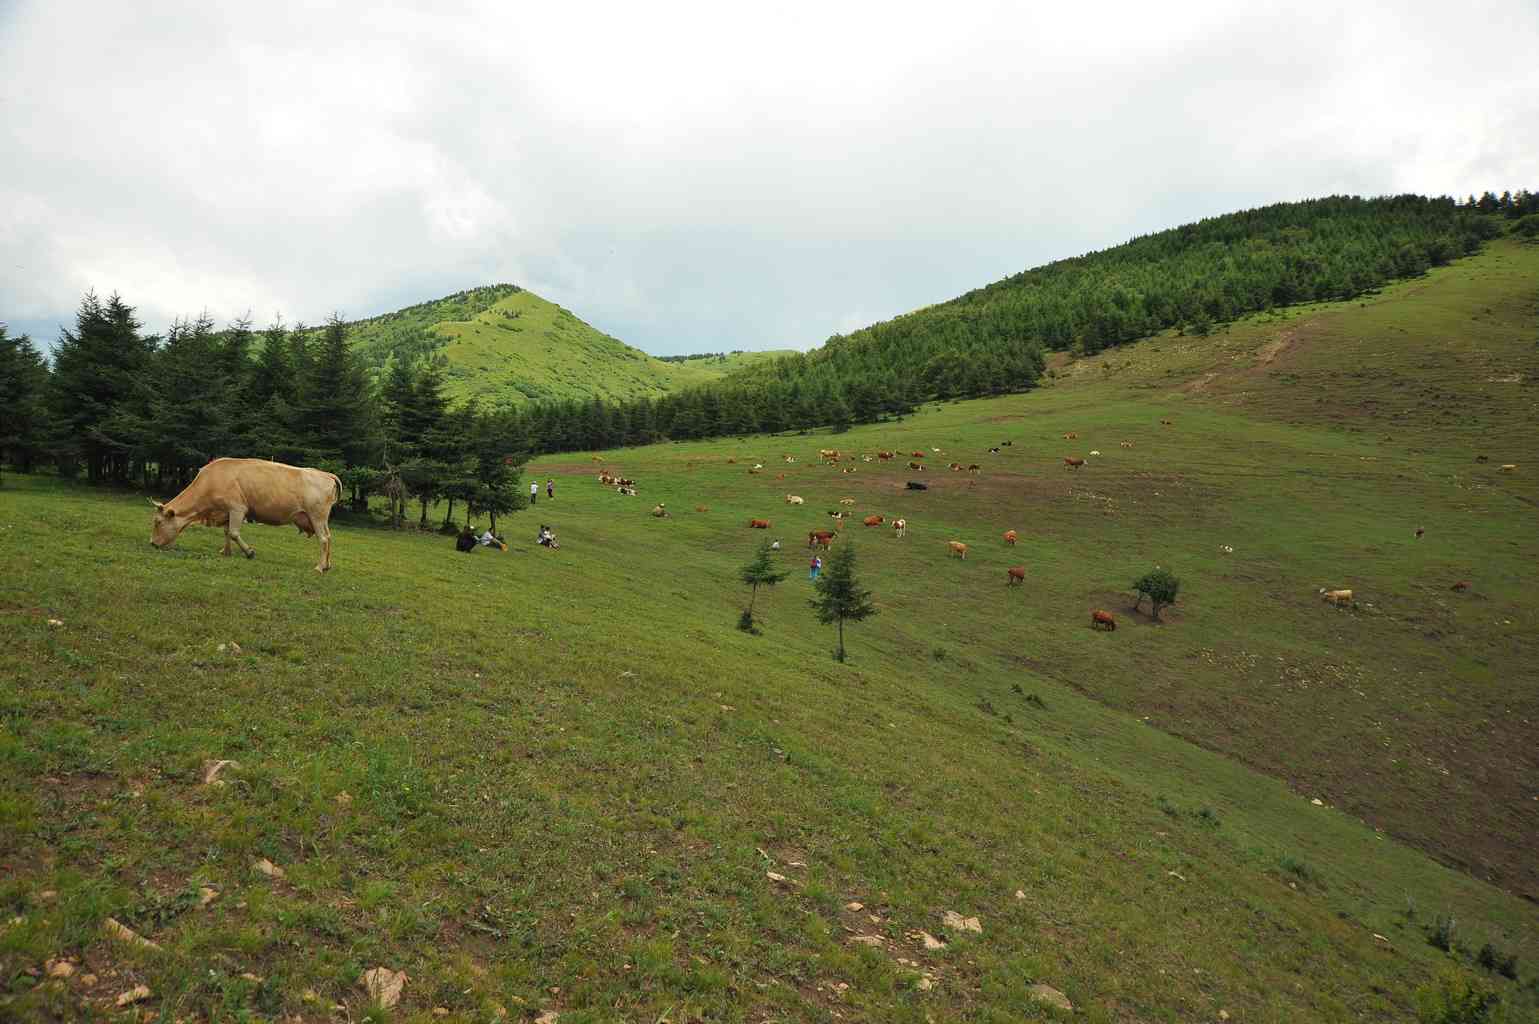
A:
[148,500,188,549]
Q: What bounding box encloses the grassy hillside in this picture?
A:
[339,287,772,407]
[3,242,1536,1022]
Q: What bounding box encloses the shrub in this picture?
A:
[1415,968,1504,1024]
[1132,567,1181,619]
[1428,914,1457,952]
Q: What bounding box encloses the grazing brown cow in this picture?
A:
[1004,529,1018,546]
[1451,580,1471,592]
[1006,566,1025,585]
[150,458,341,572]
[878,450,894,460]
[749,518,771,529]
[911,451,925,458]
[1091,609,1116,631]
[1064,457,1085,469]
[863,514,885,526]
[948,541,968,559]
[726,457,737,464]
[695,505,710,512]
[908,461,924,470]
[949,462,962,471]
[892,518,907,538]
[808,530,835,548]
[1063,432,1077,440]
[1320,588,1353,607]
[967,464,981,474]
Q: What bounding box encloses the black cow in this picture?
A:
[906,481,929,491]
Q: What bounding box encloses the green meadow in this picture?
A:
[2,241,1537,1022]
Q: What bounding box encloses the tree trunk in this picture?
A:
[443,496,455,527]
[747,583,759,617]
[490,510,497,535]
[837,617,845,661]
[419,497,429,528]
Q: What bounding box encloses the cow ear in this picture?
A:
[161,506,175,518]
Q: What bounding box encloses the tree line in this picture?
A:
[0,298,527,531]
[2,192,1529,488]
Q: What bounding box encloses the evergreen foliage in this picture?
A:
[738,540,791,632]
[810,543,877,661]
[0,326,51,478]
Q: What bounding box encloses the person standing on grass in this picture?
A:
[547,478,555,500]
[530,480,538,505]
[809,554,822,580]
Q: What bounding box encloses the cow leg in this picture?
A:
[225,507,256,559]
[313,507,333,572]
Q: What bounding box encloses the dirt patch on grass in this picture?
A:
[1085,590,1183,626]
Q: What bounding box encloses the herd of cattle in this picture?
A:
[598,437,1145,630]
[149,431,1516,629]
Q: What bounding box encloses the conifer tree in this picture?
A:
[810,543,877,662]
[738,540,790,632]
[0,326,51,479]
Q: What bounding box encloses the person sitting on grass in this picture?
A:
[479,527,506,551]
[456,524,477,553]
[651,503,670,518]
[537,525,559,549]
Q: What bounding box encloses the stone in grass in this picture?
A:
[198,887,219,907]
[116,985,152,1007]
[845,901,864,912]
[849,934,884,947]
[252,858,286,880]
[202,760,239,785]
[941,910,982,934]
[361,967,407,1009]
[45,960,75,979]
[1027,983,1072,1011]
[103,917,162,951]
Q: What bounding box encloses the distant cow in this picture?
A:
[948,541,968,559]
[808,530,835,548]
[1500,464,1517,472]
[911,451,925,458]
[1004,530,1018,546]
[1091,609,1117,631]
[839,497,856,505]
[1120,440,1133,448]
[1089,450,1101,457]
[1006,566,1025,586]
[1064,457,1085,469]
[892,518,907,538]
[1474,455,1488,463]
[863,515,884,527]
[149,458,341,572]
[748,467,763,475]
[786,494,804,505]
[906,481,928,491]
[878,451,894,460]
[1160,419,1173,426]
[695,505,709,512]
[1001,440,1012,447]
[908,461,924,470]
[749,519,771,529]
[1319,588,1353,607]
[1451,580,1471,592]
[1063,432,1077,440]
[988,446,1001,454]
[949,462,962,471]
[968,464,981,474]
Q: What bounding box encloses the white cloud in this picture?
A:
[2,0,1536,352]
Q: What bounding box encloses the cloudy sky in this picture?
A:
[3,1,1536,355]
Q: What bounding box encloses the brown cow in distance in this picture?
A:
[1064,457,1085,469]
[863,515,884,526]
[948,541,967,559]
[748,519,771,529]
[1006,566,1025,585]
[1004,530,1018,546]
[878,450,894,460]
[910,451,925,458]
[1091,609,1117,630]
[150,458,341,572]
[808,530,834,548]
[1451,580,1471,592]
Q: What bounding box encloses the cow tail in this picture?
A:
[333,475,343,504]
